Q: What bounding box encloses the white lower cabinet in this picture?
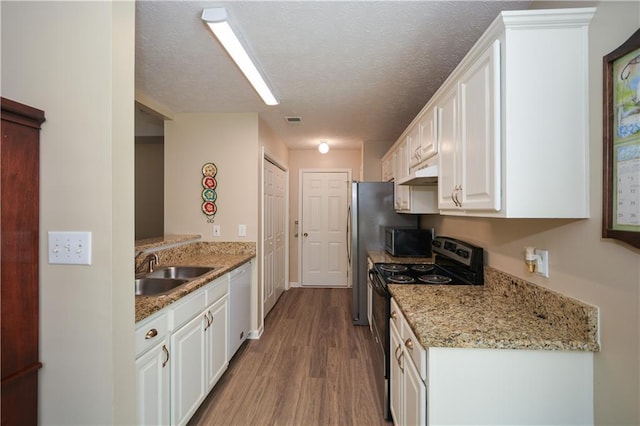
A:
[136,312,170,426]
[136,274,230,426]
[171,309,207,425]
[389,319,404,425]
[205,295,229,390]
[390,298,426,426]
[389,297,595,426]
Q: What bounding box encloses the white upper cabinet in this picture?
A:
[386,7,596,218]
[438,40,500,212]
[437,84,459,210]
[439,7,595,217]
[382,156,393,182]
[418,107,438,165]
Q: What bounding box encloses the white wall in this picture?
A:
[1,1,136,424]
[259,116,289,167]
[164,113,259,241]
[363,139,392,181]
[420,2,640,423]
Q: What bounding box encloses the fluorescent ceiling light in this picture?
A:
[202,8,279,106]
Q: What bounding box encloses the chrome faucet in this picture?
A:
[135,253,159,274]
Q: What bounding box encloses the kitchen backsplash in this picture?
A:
[485,266,599,349]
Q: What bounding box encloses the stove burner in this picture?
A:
[388,274,415,283]
[411,264,435,273]
[379,264,408,273]
[418,274,452,284]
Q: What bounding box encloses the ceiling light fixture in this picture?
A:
[318,141,330,154]
[201,8,279,106]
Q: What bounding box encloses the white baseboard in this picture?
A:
[247,326,263,339]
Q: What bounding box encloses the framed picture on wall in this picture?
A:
[603,27,640,249]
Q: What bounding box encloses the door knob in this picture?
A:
[303,233,308,237]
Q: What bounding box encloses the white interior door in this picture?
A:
[273,163,286,302]
[301,171,349,287]
[263,159,286,316]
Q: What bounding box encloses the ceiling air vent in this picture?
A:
[285,116,302,124]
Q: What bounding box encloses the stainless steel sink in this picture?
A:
[135,277,189,296]
[146,266,216,280]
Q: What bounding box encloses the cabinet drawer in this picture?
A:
[205,275,228,306]
[389,298,402,333]
[135,311,168,358]
[169,290,207,331]
[402,319,427,382]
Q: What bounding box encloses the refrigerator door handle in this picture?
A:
[346,204,351,265]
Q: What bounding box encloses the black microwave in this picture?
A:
[385,228,433,257]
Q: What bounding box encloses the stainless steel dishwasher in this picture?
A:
[228,260,252,358]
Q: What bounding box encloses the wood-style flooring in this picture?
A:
[188,288,390,426]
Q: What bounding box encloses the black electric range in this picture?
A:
[374,236,484,286]
[369,236,484,421]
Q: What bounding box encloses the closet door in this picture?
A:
[263,158,287,317]
[1,97,45,425]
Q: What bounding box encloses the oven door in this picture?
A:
[369,269,391,420]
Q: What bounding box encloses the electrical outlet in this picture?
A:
[535,249,549,278]
[48,231,92,265]
[238,224,246,237]
[213,225,221,237]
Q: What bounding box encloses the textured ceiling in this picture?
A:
[135,1,531,150]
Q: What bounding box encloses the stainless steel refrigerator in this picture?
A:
[350,181,418,325]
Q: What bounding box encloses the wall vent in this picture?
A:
[285,116,302,124]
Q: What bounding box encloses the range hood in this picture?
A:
[398,163,438,185]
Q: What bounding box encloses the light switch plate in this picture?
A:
[48,231,92,265]
[238,224,246,237]
[213,225,221,237]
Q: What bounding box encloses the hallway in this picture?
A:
[188,288,390,425]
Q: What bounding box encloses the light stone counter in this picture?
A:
[135,241,255,322]
[388,266,599,352]
[367,250,434,264]
[135,234,201,252]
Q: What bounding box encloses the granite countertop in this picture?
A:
[368,250,434,264]
[135,241,255,322]
[388,267,599,352]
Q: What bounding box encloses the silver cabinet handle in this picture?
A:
[162,345,169,368]
[452,185,462,207]
[405,338,414,350]
[203,312,211,330]
[394,343,402,362]
[145,328,158,339]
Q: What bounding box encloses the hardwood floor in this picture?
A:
[188,288,391,426]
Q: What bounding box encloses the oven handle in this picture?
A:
[369,270,389,296]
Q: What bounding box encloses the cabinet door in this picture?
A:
[437,85,459,209]
[407,124,422,168]
[389,322,403,426]
[206,296,229,391]
[458,40,501,211]
[403,353,427,426]
[395,140,411,211]
[382,157,393,182]
[171,312,207,426]
[136,341,170,426]
[418,107,438,163]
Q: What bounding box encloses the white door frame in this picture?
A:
[297,168,351,286]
